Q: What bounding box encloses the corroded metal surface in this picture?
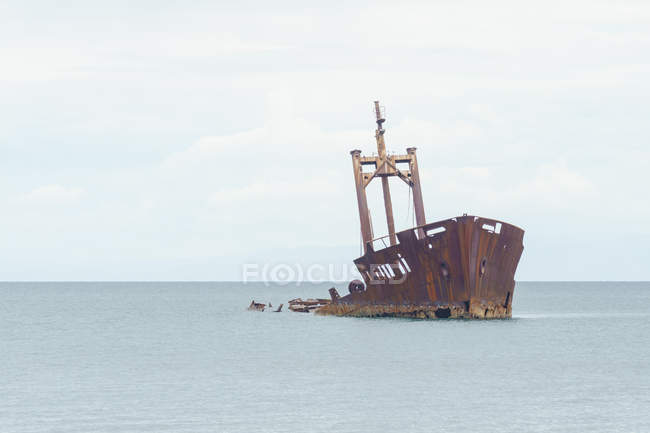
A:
[288,298,331,313]
[248,301,266,312]
[316,215,524,319]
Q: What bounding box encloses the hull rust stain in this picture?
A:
[316,215,524,319]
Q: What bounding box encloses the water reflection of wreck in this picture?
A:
[316,102,525,319]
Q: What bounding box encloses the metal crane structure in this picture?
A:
[350,101,426,252]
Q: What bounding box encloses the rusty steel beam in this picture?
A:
[407,147,426,239]
[374,101,397,246]
[351,149,373,252]
[380,177,396,246]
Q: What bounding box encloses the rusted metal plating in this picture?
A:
[316,215,524,318]
[316,102,525,319]
[288,298,331,313]
[248,301,266,312]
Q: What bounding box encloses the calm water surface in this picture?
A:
[1,282,649,433]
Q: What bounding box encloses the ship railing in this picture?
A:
[368,221,451,248]
[367,216,511,253]
[370,234,394,251]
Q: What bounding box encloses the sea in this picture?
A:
[1,281,649,433]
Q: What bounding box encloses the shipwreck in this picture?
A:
[315,101,525,319]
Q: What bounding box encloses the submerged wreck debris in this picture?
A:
[311,101,525,319]
[247,301,285,312]
[288,298,331,313]
[247,300,266,311]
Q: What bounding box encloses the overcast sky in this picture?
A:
[1,0,649,280]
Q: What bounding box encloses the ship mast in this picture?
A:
[374,101,397,247]
[350,101,427,254]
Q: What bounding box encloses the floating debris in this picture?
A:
[273,304,283,312]
[288,298,330,313]
[247,300,266,312]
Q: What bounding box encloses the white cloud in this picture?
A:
[161,127,267,169]
[209,177,335,204]
[161,32,291,57]
[357,1,650,54]
[161,90,372,175]
[515,161,594,200]
[20,185,84,205]
[432,161,594,211]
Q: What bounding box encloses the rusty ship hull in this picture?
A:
[317,216,524,319]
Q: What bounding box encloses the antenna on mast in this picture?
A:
[374,101,386,129]
[373,101,397,246]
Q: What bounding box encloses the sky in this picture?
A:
[1,0,649,281]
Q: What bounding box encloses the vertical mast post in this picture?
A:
[407,147,426,238]
[351,150,373,252]
[374,101,397,246]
